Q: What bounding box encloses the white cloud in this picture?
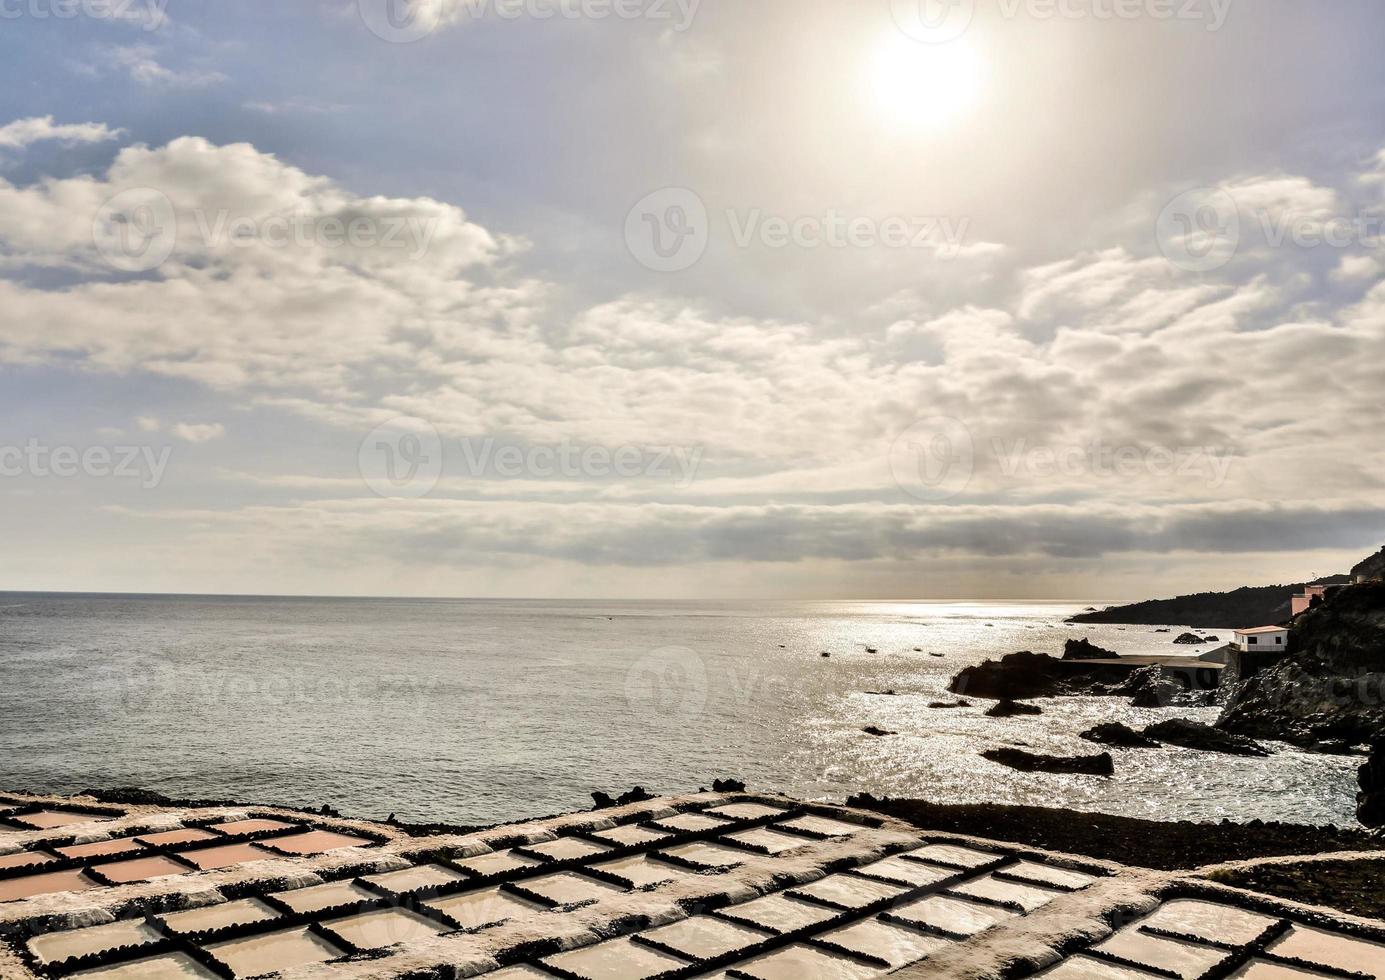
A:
[172,422,225,443]
[0,116,124,150]
[1,130,1384,580]
[103,45,226,87]
[1331,254,1381,283]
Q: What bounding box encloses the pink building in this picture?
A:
[1291,584,1328,617]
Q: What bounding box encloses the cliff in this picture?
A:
[1070,578,1349,629]
[1216,582,1385,747]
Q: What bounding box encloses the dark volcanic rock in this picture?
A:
[928,700,971,709]
[949,651,1127,701]
[1218,582,1385,748]
[1064,638,1118,661]
[1081,723,1161,749]
[1174,632,1208,645]
[1145,720,1270,757]
[1352,545,1385,584]
[863,726,897,737]
[1124,665,1187,708]
[1358,735,1385,827]
[986,699,1043,718]
[712,778,746,793]
[982,748,1115,776]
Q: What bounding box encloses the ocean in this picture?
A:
[0,594,1359,826]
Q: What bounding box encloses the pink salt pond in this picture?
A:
[137,828,219,848]
[323,908,447,949]
[160,897,281,935]
[69,952,221,980]
[206,926,345,978]
[181,842,272,870]
[272,878,376,914]
[787,873,906,910]
[12,810,111,830]
[426,886,544,929]
[0,850,57,871]
[454,848,542,877]
[733,943,881,979]
[0,868,97,902]
[640,915,774,960]
[820,917,952,969]
[208,818,298,836]
[543,935,691,979]
[590,824,671,847]
[855,855,957,888]
[29,919,162,963]
[363,862,468,893]
[56,838,148,860]
[259,829,371,855]
[521,836,612,861]
[94,854,190,883]
[720,893,839,934]
[518,872,627,906]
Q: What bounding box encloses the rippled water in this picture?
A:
[0,594,1359,826]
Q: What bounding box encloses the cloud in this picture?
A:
[102,45,226,87]
[1,129,1384,579]
[1331,254,1381,283]
[172,422,225,443]
[0,116,124,150]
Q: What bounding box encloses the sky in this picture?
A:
[1,0,1384,600]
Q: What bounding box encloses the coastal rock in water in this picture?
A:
[948,651,1069,700]
[1081,722,1161,749]
[986,699,1043,718]
[1173,632,1208,645]
[1064,638,1119,661]
[712,777,746,793]
[929,700,971,709]
[982,748,1115,776]
[949,651,1126,701]
[1123,665,1187,708]
[1217,582,1385,747]
[1144,719,1270,757]
[1358,735,1385,827]
[863,726,897,737]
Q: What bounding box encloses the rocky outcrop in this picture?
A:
[1351,545,1385,584]
[1174,632,1208,645]
[1145,719,1270,757]
[948,651,1127,701]
[1081,723,1161,749]
[1217,583,1385,747]
[863,726,897,737]
[986,700,1043,718]
[1123,665,1187,708]
[982,748,1115,776]
[1358,735,1385,827]
[1063,638,1118,661]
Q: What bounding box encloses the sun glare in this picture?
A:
[866,33,985,131]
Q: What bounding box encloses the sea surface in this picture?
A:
[0,594,1360,826]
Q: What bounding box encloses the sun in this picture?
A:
[865,33,985,131]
